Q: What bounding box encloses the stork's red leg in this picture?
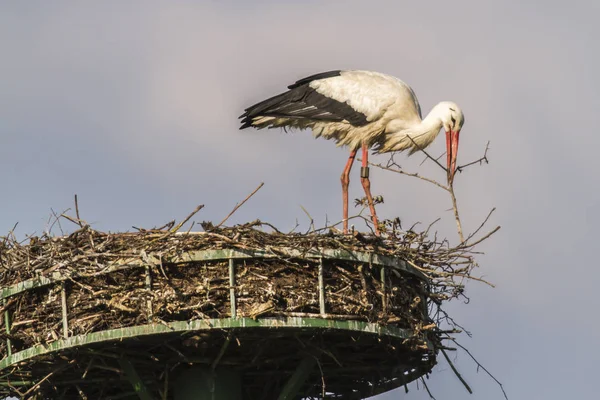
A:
[341,149,357,234]
[360,143,381,236]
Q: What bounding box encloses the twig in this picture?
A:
[465,208,496,244]
[461,226,501,249]
[48,208,68,235]
[432,304,471,334]
[441,348,473,394]
[300,205,315,233]
[457,141,490,172]
[156,221,175,231]
[304,213,364,234]
[216,182,264,228]
[421,151,446,166]
[60,214,83,227]
[259,221,282,234]
[72,194,84,228]
[448,183,465,243]
[370,162,449,191]
[421,377,437,400]
[408,136,447,171]
[243,219,282,234]
[450,338,508,400]
[171,204,204,233]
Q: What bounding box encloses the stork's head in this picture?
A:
[437,101,464,185]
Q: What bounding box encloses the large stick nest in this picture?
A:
[0,218,481,399]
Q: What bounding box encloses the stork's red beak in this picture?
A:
[445,130,460,185]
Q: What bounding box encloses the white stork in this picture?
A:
[239,70,465,235]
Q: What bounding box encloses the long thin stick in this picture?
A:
[369,162,449,191]
[421,377,437,400]
[441,348,473,394]
[74,194,83,228]
[457,141,490,171]
[450,338,509,400]
[171,204,204,233]
[449,183,465,243]
[459,226,501,249]
[216,182,264,228]
[408,136,447,171]
[465,208,496,243]
[300,205,315,233]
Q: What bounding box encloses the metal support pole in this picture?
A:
[318,259,326,316]
[3,299,11,357]
[229,259,236,319]
[60,282,69,339]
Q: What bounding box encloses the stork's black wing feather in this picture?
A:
[287,70,342,89]
[239,71,369,129]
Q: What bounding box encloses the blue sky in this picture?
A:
[1,1,598,398]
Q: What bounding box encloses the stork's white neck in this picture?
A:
[414,109,445,137]
[380,104,446,153]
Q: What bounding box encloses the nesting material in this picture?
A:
[0,220,479,398]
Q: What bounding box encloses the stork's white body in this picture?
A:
[251,71,422,149]
[311,71,425,150]
[240,70,465,235]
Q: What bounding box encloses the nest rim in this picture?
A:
[0,316,432,368]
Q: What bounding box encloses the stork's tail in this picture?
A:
[238,90,300,130]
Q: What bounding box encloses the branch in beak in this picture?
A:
[445,130,451,178]
[449,130,460,184]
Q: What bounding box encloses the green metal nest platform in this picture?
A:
[0,246,437,399]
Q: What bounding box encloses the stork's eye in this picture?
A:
[451,116,456,125]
